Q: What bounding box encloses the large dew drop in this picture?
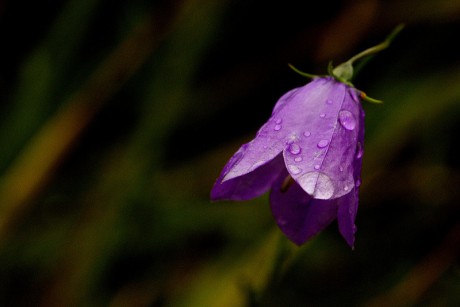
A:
[298,172,334,199]
[338,110,356,130]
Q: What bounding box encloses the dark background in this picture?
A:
[0,0,459,306]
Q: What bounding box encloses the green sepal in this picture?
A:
[360,92,383,104]
[287,63,318,79]
[332,61,354,82]
[327,61,334,76]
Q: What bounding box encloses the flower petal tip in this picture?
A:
[342,226,357,249]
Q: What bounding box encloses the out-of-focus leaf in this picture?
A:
[170,230,283,307]
[363,67,460,193]
[0,0,101,170]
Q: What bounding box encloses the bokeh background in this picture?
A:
[0,0,459,306]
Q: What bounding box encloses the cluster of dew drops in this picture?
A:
[270,97,363,197]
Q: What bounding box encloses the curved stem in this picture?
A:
[347,24,405,65]
[287,63,318,79]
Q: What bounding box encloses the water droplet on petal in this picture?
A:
[288,165,302,175]
[356,178,361,187]
[356,142,364,158]
[314,164,320,170]
[339,165,344,172]
[339,110,356,131]
[287,134,298,143]
[326,99,333,105]
[294,157,303,162]
[320,113,326,118]
[298,172,334,199]
[276,118,282,124]
[274,124,282,131]
[317,139,329,148]
[278,218,287,226]
[288,143,301,155]
[343,185,349,191]
[303,131,311,137]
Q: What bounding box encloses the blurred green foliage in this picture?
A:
[0,0,459,306]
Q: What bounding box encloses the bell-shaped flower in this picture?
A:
[211,77,364,247]
[211,26,402,248]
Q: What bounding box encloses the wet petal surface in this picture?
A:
[337,98,365,247]
[211,154,284,201]
[279,78,362,200]
[211,78,365,247]
[270,169,339,245]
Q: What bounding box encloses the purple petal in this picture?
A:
[337,93,365,248]
[279,78,362,200]
[211,154,284,201]
[211,82,328,199]
[353,90,365,184]
[270,169,338,245]
[337,187,358,248]
[211,77,365,247]
[219,117,288,184]
[271,87,302,115]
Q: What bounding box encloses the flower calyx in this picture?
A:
[289,24,404,104]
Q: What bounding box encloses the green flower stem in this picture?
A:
[348,24,404,65]
[332,24,405,82]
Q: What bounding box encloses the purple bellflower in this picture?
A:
[211,26,403,248]
[211,77,364,247]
